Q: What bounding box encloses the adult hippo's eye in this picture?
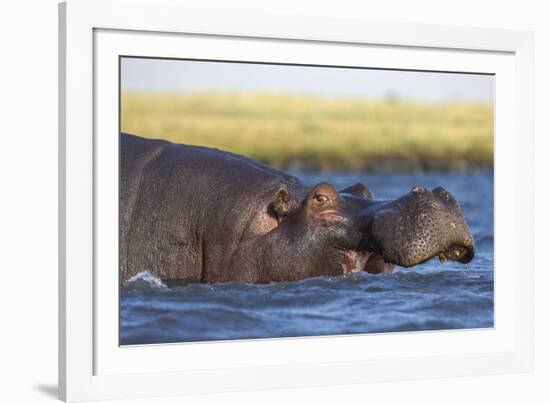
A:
[314,194,329,204]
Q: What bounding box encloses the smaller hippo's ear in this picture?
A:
[271,186,292,219]
[340,183,374,199]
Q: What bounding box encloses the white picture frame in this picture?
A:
[59,0,534,401]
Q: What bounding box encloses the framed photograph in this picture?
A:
[59,0,534,401]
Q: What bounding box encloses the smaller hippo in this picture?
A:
[120,133,474,283]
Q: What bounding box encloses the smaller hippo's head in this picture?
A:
[268,181,474,276]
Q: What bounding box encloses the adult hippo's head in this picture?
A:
[263,181,475,278]
[355,184,475,271]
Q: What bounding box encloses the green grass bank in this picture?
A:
[121,92,493,172]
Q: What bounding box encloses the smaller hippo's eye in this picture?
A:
[314,194,329,204]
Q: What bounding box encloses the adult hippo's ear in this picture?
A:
[271,185,294,221]
[340,183,374,199]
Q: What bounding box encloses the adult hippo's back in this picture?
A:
[120,133,475,283]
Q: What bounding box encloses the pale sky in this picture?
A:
[121,57,494,104]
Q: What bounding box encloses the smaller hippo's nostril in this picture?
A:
[411,186,428,193]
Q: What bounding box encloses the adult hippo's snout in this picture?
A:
[359,185,475,270]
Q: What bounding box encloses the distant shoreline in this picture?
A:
[251,151,492,172]
[121,92,493,172]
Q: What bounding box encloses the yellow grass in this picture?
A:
[121,92,493,171]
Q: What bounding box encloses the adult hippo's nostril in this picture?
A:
[432,186,462,213]
[432,186,454,202]
[411,185,428,193]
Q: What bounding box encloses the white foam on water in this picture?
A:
[124,270,167,289]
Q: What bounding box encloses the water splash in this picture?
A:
[124,271,167,290]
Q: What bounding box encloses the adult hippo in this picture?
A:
[120,133,475,283]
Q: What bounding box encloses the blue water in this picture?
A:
[120,170,493,345]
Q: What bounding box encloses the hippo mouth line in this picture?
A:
[342,249,395,274]
[362,250,396,274]
[343,243,474,274]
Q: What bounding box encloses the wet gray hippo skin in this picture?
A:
[120,133,475,283]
